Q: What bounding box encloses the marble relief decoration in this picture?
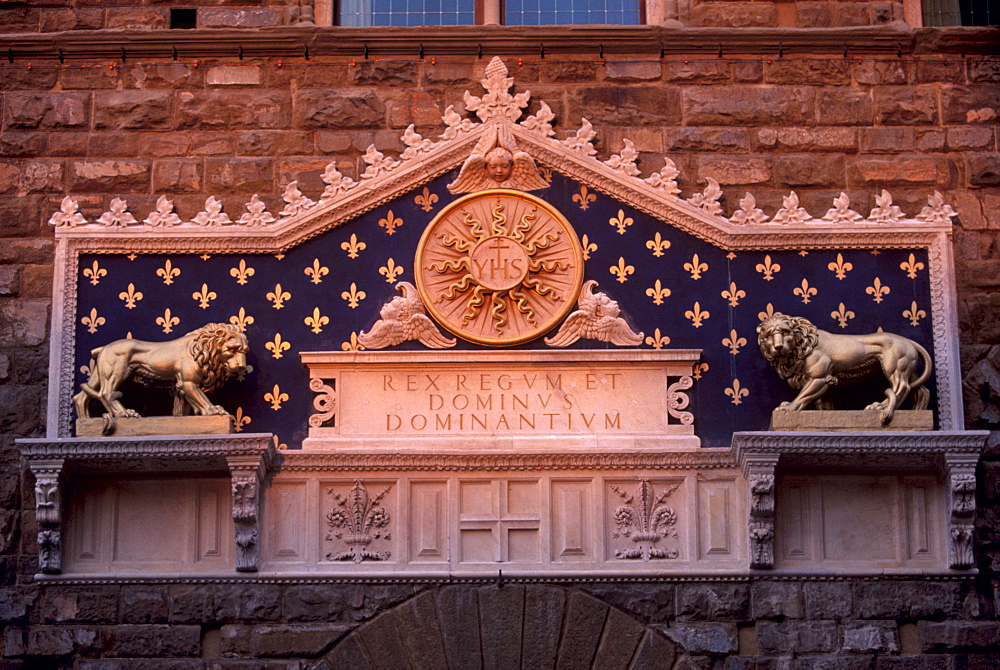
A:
[49,56,960,448]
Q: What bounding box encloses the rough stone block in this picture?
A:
[436,585,482,670]
[26,626,97,656]
[423,61,475,85]
[968,154,1000,186]
[254,624,349,657]
[0,590,28,623]
[395,591,447,669]
[914,60,964,84]
[861,127,916,153]
[350,61,418,86]
[237,131,314,157]
[69,160,150,192]
[941,85,1000,125]
[606,61,661,82]
[573,86,681,125]
[4,93,90,130]
[105,8,167,30]
[592,607,645,669]
[816,88,873,125]
[582,584,674,624]
[629,631,678,670]
[543,61,600,83]
[239,585,283,622]
[854,60,908,85]
[796,2,871,27]
[17,161,63,195]
[204,158,273,194]
[199,8,284,28]
[666,61,730,83]
[152,160,203,193]
[682,86,813,126]
[386,91,443,129]
[677,583,749,620]
[355,610,408,670]
[121,586,168,624]
[917,621,1000,652]
[2,625,25,657]
[177,91,291,130]
[947,127,995,151]
[968,58,1000,84]
[207,66,264,87]
[39,9,103,32]
[294,89,385,130]
[874,86,940,125]
[698,157,772,184]
[751,582,805,620]
[665,128,749,153]
[689,2,777,26]
[775,154,845,187]
[0,240,53,266]
[167,585,239,624]
[0,303,47,348]
[0,267,20,297]
[804,582,852,620]
[848,157,948,186]
[322,635,372,670]
[841,621,899,653]
[555,591,608,670]
[521,586,564,669]
[757,621,837,654]
[765,60,850,85]
[663,622,738,654]
[479,585,524,670]
[0,134,47,158]
[94,91,173,130]
[755,127,856,152]
[0,8,39,33]
[102,625,200,657]
[855,581,970,619]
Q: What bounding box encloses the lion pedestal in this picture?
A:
[770,409,933,431]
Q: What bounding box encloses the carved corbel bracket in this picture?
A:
[227,454,268,572]
[27,458,65,574]
[740,454,779,570]
[945,454,978,570]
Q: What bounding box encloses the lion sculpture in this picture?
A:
[74,323,249,431]
[757,313,932,424]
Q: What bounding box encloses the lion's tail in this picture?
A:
[913,341,933,390]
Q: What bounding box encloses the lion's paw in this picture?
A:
[122,409,141,418]
[205,405,228,416]
[778,402,794,410]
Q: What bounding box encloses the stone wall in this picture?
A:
[0,20,998,666]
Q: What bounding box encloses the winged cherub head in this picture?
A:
[484,147,514,184]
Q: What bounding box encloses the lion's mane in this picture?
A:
[189,323,246,392]
[757,314,820,390]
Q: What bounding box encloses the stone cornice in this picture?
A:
[1,25,997,61]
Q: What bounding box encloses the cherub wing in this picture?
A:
[447,153,488,194]
[408,314,457,349]
[358,319,408,350]
[603,318,644,346]
[509,152,550,191]
[543,310,589,347]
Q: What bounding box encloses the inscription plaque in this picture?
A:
[302,350,701,450]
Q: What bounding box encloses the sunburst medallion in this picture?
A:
[415,190,585,346]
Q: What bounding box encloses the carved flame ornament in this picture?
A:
[415,190,584,346]
[611,480,680,561]
[325,481,392,564]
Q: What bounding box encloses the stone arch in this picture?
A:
[307,584,684,670]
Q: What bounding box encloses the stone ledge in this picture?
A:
[770,409,933,432]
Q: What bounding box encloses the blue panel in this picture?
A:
[76,170,937,449]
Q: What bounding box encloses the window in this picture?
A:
[923,0,998,25]
[333,0,642,26]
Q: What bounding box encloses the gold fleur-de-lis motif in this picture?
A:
[692,362,709,380]
[866,278,890,303]
[264,384,289,411]
[192,283,217,309]
[572,185,597,210]
[645,328,670,349]
[581,234,597,261]
[341,282,366,309]
[725,379,749,405]
[305,258,329,284]
[610,257,634,283]
[830,303,855,329]
[683,254,708,280]
[827,253,853,280]
[81,308,105,334]
[272,436,288,450]
[232,407,251,432]
[156,308,179,334]
[341,331,364,351]
[685,302,710,328]
[156,259,180,285]
[793,278,817,304]
[266,333,291,359]
[645,279,671,305]
[341,234,367,259]
[646,232,671,257]
[267,283,291,309]
[722,282,746,307]
[755,255,781,281]
[305,307,329,334]
[118,283,143,309]
[229,307,254,332]
[379,210,403,235]
[901,253,925,279]
[904,301,926,326]
[723,329,747,355]
[609,209,633,235]
[414,187,438,212]
[379,258,404,283]
[82,260,107,286]
[230,259,255,285]
[758,303,777,322]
